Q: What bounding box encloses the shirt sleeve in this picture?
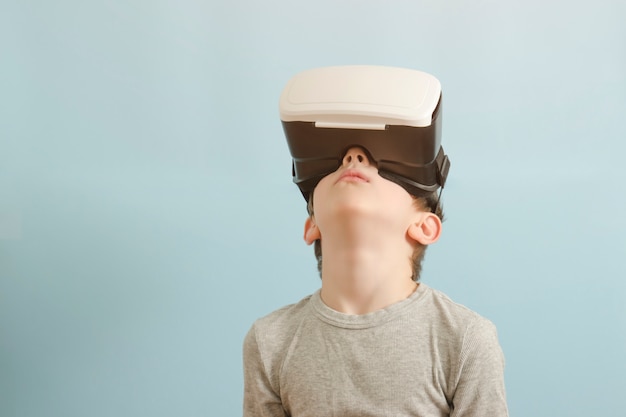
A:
[243,324,287,417]
[450,318,509,417]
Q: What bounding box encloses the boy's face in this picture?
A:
[308,147,424,239]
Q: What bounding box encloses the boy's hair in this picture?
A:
[306,191,444,282]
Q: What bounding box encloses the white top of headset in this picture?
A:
[279,65,441,129]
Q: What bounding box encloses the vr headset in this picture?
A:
[279,65,450,201]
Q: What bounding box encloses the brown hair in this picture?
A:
[306,190,444,282]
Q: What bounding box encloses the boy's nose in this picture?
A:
[342,147,371,167]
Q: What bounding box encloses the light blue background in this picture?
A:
[1,1,625,416]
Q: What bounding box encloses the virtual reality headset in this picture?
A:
[279,65,450,201]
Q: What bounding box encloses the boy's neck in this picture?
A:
[318,231,418,315]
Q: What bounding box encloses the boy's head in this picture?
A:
[279,66,450,281]
[280,65,450,202]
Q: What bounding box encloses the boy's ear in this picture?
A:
[408,212,442,245]
[304,217,321,245]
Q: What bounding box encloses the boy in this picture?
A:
[243,66,508,416]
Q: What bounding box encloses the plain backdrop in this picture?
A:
[1,1,625,416]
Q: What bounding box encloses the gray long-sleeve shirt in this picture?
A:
[243,283,508,417]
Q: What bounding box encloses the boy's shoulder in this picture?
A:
[247,292,316,342]
[423,284,481,316]
[420,283,499,340]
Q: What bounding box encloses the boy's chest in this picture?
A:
[278,323,454,417]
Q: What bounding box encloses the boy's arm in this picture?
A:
[450,318,509,417]
[243,325,287,417]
